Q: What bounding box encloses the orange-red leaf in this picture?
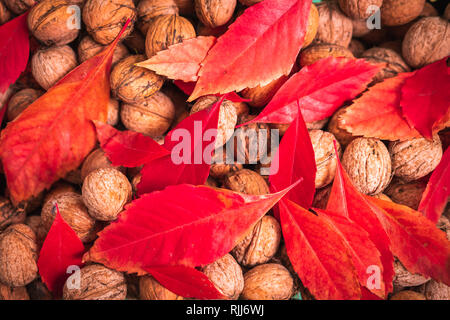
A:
[136,36,216,82]
[189,0,311,100]
[84,183,293,274]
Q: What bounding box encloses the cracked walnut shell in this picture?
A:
[223,169,269,195]
[139,275,184,300]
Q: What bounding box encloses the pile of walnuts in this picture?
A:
[0,0,449,300]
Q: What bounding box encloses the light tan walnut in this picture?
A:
[210,146,243,180]
[78,36,129,65]
[314,0,353,47]
[380,0,425,26]
[3,0,36,14]
[421,280,450,300]
[0,283,29,300]
[139,275,184,300]
[303,4,319,48]
[137,0,179,34]
[195,0,236,28]
[107,98,120,126]
[240,75,288,108]
[328,106,358,148]
[361,47,410,82]
[390,290,426,300]
[393,259,429,288]
[299,44,354,67]
[223,169,269,195]
[0,196,26,232]
[338,0,383,20]
[81,148,125,182]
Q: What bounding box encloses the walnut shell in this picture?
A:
[24,215,47,248]
[41,192,96,243]
[107,97,120,126]
[402,17,450,69]
[202,253,244,300]
[6,88,43,121]
[338,0,383,20]
[78,36,129,65]
[232,215,281,267]
[422,280,450,300]
[139,275,183,300]
[31,45,78,90]
[195,0,236,28]
[210,146,243,180]
[351,17,371,38]
[205,176,218,188]
[310,130,342,189]
[0,283,29,300]
[121,91,175,137]
[0,1,12,25]
[83,0,137,45]
[348,39,366,58]
[342,137,392,195]
[303,4,319,48]
[81,148,125,181]
[314,0,353,47]
[389,136,442,182]
[238,0,262,6]
[437,215,450,241]
[242,263,294,300]
[307,118,329,130]
[327,106,358,148]
[63,264,127,300]
[82,168,132,221]
[361,47,410,83]
[110,54,164,105]
[0,196,26,232]
[43,181,77,204]
[223,169,269,195]
[0,224,38,287]
[3,0,36,14]
[137,0,179,34]
[299,44,354,67]
[390,290,426,300]
[27,0,80,46]
[312,185,332,209]
[174,0,194,15]
[379,40,402,54]
[381,0,425,26]
[393,259,429,288]
[385,179,426,210]
[123,29,147,54]
[145,14,196,58]
[240,75,288,108]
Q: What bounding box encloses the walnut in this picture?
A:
[110,55,164,105]
[379,40,402,54]
[0,224,38,287]
[137,0,179,34]
[381,0,425,26]
[298,44,354,67]
[6,88,43,122]
[31,45,78,90]
[64,168,83,185]
[190,96,237,148]
[223,169,269,195]
[0,283,29,300]
[78,36,129,65]
[437,215,450,241]
[314,0,353,47]
[307,118,329,130]
[195,0,236,29]
[238,0,262,6]
[342,137,392,195]
[385,179,426,210]
[422,280,450,300]
[327,106,358,148]
[63,264,127,300]
[361,47,410,83]
[81,148,125,181]
[131,172,142,194]
[27,0,80,46]
[240,75,288,108]
[3,0,37,15]
[351,17,371,38]
[174,0,194,15]
[123,29,147,54]
[360,28,388,46]
[389,135,442,182]
[121,91,176,137]
[26,278,53,300]
[145,14,196,58]
[210,146,243,180]
[348,39,365,58]
[43,181,76,204]
[139,275,184,300]
[312,185,332,209]
[242,263,294,300]
[41,192,96,243]
[402,17,450,69]
[338,0,383,20]
[24,215,47,248]
[310,130,342,189]
[0,0,12,25]
[82,168,132,221]
[303,4,319,48]
[393,259,429,288]
[232,215,281,267]
[202,254,244,300]
[107,98,120,126]
[0,196,26,232]
[83,0,137,45]
[205,176,218,188]
[390,290,426,300]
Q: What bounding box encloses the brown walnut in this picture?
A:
[348,39,365,57]
[312,185,332,209]
[421,280,450,300]
[385,179,426,210]
[81,148,125,182]
[210,146,243,180]
[380,0,425,26]
[0,1,12,25]
[327,106,358,148]
[174,0,194,15]
[361,47,410,83]
[303,4,319,48]
[240,75,288,108]
[137,0,179,35]
[78,36,129,65]
[223,169,270,195]
[390,290,426,300]
[393,259,429,288]
[139,275,183,300]
[0,196,26,232]
[299,44,354,67]
[3,0,36,14]
[338,0,383,20]
[107,98,120,126]
[314,0,353,47]
[6,88,43,122]
[195,0,236,29]
[0,283,29,300]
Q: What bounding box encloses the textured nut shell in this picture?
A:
[310,130,342,189]
[78,36,129,65]
[3,0,36,14]
[0,283,29,300]
[83,0,136,45]
[385,180,426,210]
[111,55,164,104]
[338,0,383,20]
[27,0,80,46]
[389,136,442,182]
[41,192,96,243]
[437,215,450,240]
[393,260,429,287]
[63,264,127,300]
[232,215,281,267]
[81,148,125,181]
[240,75,288,108]
[299,44,354,67]
[195,0,236,28]
[107,98,120,126]
[314,1,353,47]
[43,181,76,204]
[82,168,132,221]
[352,18,370,38]
[303,4,319,48]
[121,91,175,137]
[390,290,426,300]
[123,29,147,54]
[7,88,43,121]
[174,0,194,15]
[328,106,358,147]
[361,47,410,83]
[423,280,450,300]
[223,169,269,195]
[202,254,244,300]
[348,39,365,58]
[306,118,329,130]
[145,14,196,57]
[210,147,243,180]
[242,263,294,300]
[0,1,12,24]
[137,0,179,34]
[0,224,38,287]
[381,0,425,26]
[342,138,392,195]
[139,275,183,300]
[0,196,26,231]
[312,185,332,209]
[379,40,402,54]
[402,17,450,69]
[31,45,77,90]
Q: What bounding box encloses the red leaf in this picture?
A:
[367,197,450,286]
[84,183,294,274]
[94,121,169,168]
[400,58,450,139]
[189,0,311,100]
[248,57,381,124]
[269,103,316,209]
[419,147,450,223]
[37,205,85,296]
[0,22,129,204]
[136,36,216,82]
[137,96,223,195]
[174,80,195,95]
[0,12,29,93]
[145,266,225,300]
[279,200,361,300]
